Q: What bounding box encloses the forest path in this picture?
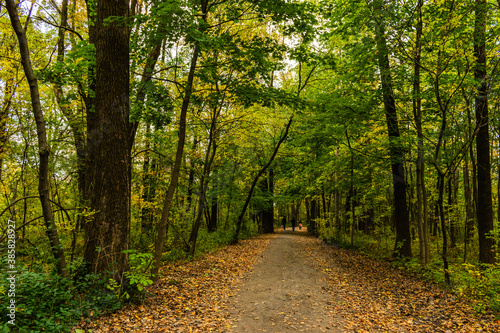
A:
[228,230,500,333]
[228,229,341,332]
[74,230,499,332]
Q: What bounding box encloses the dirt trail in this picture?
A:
[228,229,342,332]
[74,229,499,332]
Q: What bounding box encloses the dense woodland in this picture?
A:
[1,0,500,331]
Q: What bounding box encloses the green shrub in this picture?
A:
[453,263,500,313]
[0,262,124,333]
[0,269,81,332]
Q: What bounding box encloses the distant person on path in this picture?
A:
[298,221,302,230]
[291,218,296,231]
[282,217,286,230]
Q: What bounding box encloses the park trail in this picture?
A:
[74,228,500,332]
[228,229,340,332]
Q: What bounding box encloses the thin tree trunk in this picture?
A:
[373,0,412,257]
[310,198,318,235]
[498,135,500,226]
[152,41,201,280]
[0,75,14,184]
[474,0,495,264]
[232,116,294,243]
[413,0,429,265]
[335,147,341,236]
[463,154,474,262]
[53,0,86,270]
[448,174,457,248]
[209,189,218,232]
[188,110,218,256]
[6,0,68,277]
[437,173,450,285]
[261,168,275,233]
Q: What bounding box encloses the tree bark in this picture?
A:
[83,0,131,279]
[152,42,201,280]
[463,155,474,262]
[474,0,495,264]
[260,169,275,234]
[412,0,429,265]
[373,0,412,257]
[437,173,450,285]
[6,0,68,277]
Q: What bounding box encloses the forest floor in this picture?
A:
[74,229,500,332]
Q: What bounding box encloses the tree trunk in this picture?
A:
[53,0,86,269]
[261,169,275,233]
[373,0,412,257]
[152,37,201,279]
[232,116,293,243]
[474,0,495,264]
[188,111,218,256]
[437,173,450,285]
[498,135,500,228]
[413,0,429,265]
[463,154,475,262]
[209,190,218,233]
[448,174,457,249]
[309,198,318,235]
[6,0,68,277]
[83,0,131,279]
[334,148,341,236]
[0,74,14,183]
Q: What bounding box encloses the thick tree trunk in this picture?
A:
[6,0,68,277]
[83,0,131,278]
[373,0,412,257]
[474,0,495,264]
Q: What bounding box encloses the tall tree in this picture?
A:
[474,0,495,264]
[412,0,430,265]
[372,0,411,257]
[83,0,131,278]
[6,0,68,277]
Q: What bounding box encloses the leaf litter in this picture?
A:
[74,232,500,332]
[301,236,500,332]
[74,234,274,332]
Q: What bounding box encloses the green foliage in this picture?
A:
[453,263,500,313]
[123,250,154,293]
[194,229,234,255]
[0,263,122,333]
[397,258,500,314]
